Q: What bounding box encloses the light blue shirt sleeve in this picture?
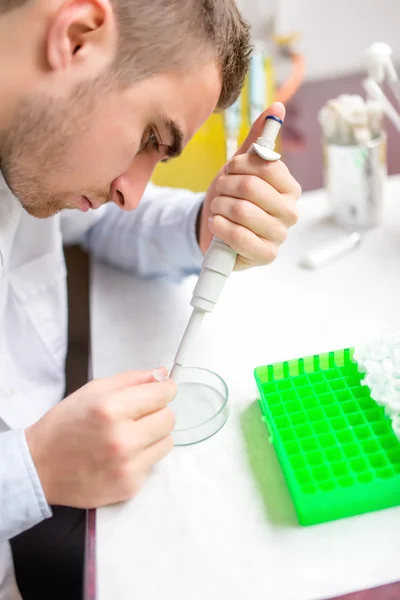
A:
[61,184,205,281]
[0,429,52,541]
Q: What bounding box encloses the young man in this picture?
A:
[0,0,301,598]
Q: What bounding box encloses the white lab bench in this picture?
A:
[90,177,400,600]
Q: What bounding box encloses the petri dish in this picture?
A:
[171,367,229,446]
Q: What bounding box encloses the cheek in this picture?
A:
[64,114,140,187]
[81,135,133,177]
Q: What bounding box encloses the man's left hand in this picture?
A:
[198,102,301,270]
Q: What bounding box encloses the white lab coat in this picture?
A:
[0,173,204,599]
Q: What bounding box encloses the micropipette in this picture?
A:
[170,115,283,381]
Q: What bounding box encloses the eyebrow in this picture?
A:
[160,117,184,162]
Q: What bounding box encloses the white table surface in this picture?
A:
[91,177,400,600]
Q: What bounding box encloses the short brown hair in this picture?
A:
[0,0,29,10]
[1,0,251,109]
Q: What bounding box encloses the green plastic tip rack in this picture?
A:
[254,348,400,526]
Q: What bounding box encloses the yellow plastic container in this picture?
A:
[152,57,275,193]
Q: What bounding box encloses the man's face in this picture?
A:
[0,63,221,218]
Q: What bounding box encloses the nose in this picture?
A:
[110,153,160,211]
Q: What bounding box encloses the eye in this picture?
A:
[141,128,161,153]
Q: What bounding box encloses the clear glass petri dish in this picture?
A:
[171,367,229,446]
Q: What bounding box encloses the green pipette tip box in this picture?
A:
[254,348,400,526]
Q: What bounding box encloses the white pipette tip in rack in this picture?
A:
[252,115,283,161]
[366,42,398,83]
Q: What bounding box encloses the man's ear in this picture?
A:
[46,0,117,77]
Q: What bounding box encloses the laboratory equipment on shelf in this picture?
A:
[298,43,400,269]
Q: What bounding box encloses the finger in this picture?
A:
[94,368,168,393]
[210,196,288,243]
[235,102,286,156]
[214,174,290,221]
[209,215,279,265]
[226,154,302,199]
[138,435,174,471]
[134,406,176,449]
[111,379,177,421]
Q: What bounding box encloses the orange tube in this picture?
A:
[275,51,305,105]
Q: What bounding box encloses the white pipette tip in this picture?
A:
[366,43,398,83]
[298,232,362,270]
[366,42,393,56]
[252,115,283,161]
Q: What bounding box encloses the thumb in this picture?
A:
[96,368,169,392]
[235,101,286,156]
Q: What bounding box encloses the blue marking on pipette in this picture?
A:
[266,115,284,125]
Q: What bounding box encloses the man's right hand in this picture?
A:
[25,369,176,508]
